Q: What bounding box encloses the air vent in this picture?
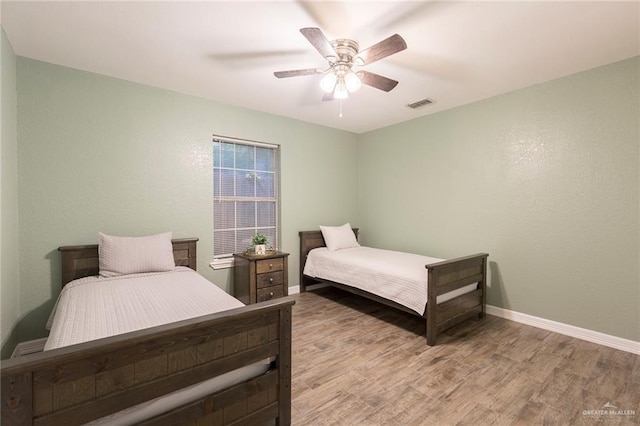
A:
[407,98,435,109]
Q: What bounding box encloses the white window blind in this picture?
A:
[213,136,279,259]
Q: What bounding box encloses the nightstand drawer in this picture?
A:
[256,258,284,274]
[257,285,284,302]
[257,271,284,288]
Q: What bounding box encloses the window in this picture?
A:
[211,136,279,268]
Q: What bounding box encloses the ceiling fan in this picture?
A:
[274,28,407,100]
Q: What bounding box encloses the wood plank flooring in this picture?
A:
[290,287,639,425]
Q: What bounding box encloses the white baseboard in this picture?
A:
[289,285,300,295]
[288,283,328,295]
[288,286,639,355]
[486,305,640,355]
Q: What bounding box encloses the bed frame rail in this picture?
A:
[1,297,294,426]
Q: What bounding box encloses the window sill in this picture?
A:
[209,257,234,270]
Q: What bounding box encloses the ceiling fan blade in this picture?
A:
[274,68,323,78]
[300,27,337,60]
[357,71,399,92]
[322,92,334,102]
[356,34,407,65]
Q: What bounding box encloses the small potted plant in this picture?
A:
[252,233,268,255]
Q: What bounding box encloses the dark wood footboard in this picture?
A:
[426,253,488,345]
[1,297,294,425]
[299,229,488,346]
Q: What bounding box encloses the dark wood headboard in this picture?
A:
[298,229,358,287]
[58,238,199,286]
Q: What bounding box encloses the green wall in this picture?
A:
[1,28,20,358]
[15,58,359,343]
[5,50,639,351]
[358,57,639,341]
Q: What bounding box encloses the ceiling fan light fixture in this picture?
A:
[320,72,337,93]
[274,28,406,102]
[344,71,361,92]
[334,80,349,99]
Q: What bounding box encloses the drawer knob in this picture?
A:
[269,277,274,283]
[269,292,274,297]
[269,263,273,269]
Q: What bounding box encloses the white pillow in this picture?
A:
[98,232,175,277]
[319,223,360,251]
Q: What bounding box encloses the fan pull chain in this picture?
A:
[339,100,343,118]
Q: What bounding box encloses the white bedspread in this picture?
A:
[45,267,273,425]
[303,247,477,316]
[45,267,244,350]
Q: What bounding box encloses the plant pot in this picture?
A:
[254,244,266,255]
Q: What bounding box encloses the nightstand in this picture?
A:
[233,251,289,304]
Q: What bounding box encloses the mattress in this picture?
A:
[45,267,270,425]
[303,246,478,316]
[45,266,244,350]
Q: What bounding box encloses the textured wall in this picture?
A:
[16,58,359,341]
[11,53,639,346]
[1,28,20,357]
[358,57,639,341]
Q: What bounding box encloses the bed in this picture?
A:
[1,236,294,425]
[299,225,488,346]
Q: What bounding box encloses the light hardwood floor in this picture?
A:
[290,287,639,425]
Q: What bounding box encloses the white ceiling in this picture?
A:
[2,1,639,134]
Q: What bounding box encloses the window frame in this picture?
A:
[210,135,280,270]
